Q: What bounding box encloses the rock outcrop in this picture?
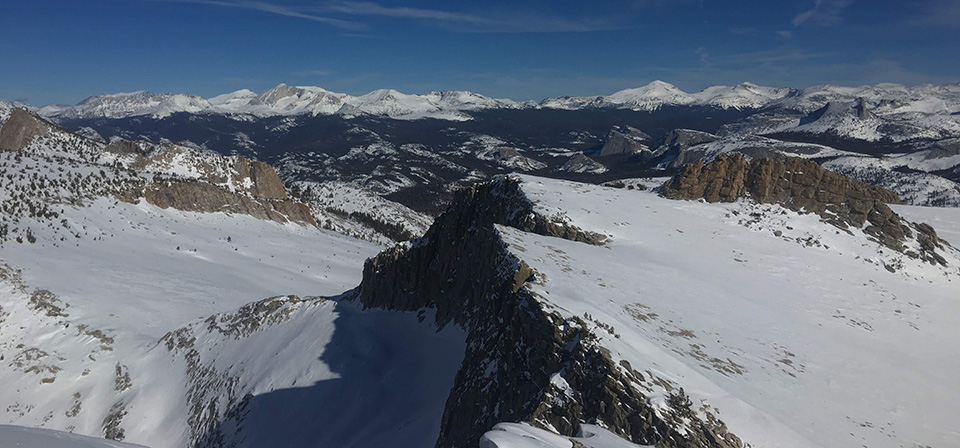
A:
[104,139,148,156]
[598,126,651,158]
[109,141,312,225]
[652,129,718,168]
[0,108,51,151]
[661,154,949,264]
[3,108,316,227]
[356,176,740,448]
[242,159,288,200]
[136,181,315,226]
[559,153,607,174]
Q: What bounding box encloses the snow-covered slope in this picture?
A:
[489,174,960,448]
[691,82,797,110]
[482,422,650,448]
[772,82,960,115]
[293,179,433,244]
[3,128,959,448]
[823,155,960,207]
[0,424,145,447]
[38,92,212,120]
[0,110,477,446]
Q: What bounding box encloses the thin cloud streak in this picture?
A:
[701,48,834,67]
[148,0,368,30]
[792,0,853,27]
[326,1,622,33]
[294,69,334,77]
[328,1,489,24]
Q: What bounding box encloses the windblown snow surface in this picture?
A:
[0,424,145,447]
[483,175,960,448]
[0,196,465,446]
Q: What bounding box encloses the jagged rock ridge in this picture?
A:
[356,176,740,448]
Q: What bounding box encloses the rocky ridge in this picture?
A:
[356,176,741,448]
[661,154,949,265]
[0,108,315,232]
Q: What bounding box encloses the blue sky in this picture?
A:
[1,0,958,105]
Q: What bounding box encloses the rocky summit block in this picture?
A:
[660,154,913,251]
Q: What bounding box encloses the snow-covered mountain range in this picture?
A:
[34,84,523,121]
[27,80,960,122]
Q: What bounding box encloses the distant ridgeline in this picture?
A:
[7,80,956,217]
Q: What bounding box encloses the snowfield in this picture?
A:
[0,424,145,447]
[0,196,472,447]
[487,175,960,448]
[2,199,380,340]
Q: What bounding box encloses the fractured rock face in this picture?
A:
[659,154,933,255]
[357,176,740,448]
[652,129,719,169]
[108,140,310,225]
[236,158,288,200]
[137,181,314,225]
[0,108,52,151]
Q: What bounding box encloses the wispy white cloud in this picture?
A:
[328,2,486,24]
[148,0,367,30]
[695,47,711,68]
[294,69,334,77]
[705,47,834,66]
[792,0,853,27]
[148,0,626,33]
[910,0,960,27]
[326,1,622,33]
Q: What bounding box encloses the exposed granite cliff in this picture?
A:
[661,154,948,265]
[356,176,740,448]
[0,108,52,151]
[102,138,313,225]
[137,180,315,226]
